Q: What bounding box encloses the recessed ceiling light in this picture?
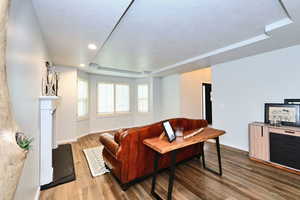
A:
[88,43,97,50]
[80,64,85,67]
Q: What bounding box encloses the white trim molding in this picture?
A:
[39,96,60,185]
[34,187,40,200]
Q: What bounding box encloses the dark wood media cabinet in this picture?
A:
[249,122,300,175]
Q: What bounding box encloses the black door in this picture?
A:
[202,83,212,124]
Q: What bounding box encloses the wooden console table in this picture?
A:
[143,127,225,200]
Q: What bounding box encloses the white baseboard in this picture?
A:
[34,187,40,200]
[88,126,129,135]
[56,128,121,145]
[57,138,77,145]
[88,122,153,136]
[56,125,250,155]
[78,131,100,138]
[220,141,248,152]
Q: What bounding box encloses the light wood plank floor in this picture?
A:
[40,133,300,200]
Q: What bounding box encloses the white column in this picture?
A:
[39,96,59,185]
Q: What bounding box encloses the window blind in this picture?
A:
[97,83,114,114]
[77,79,89,117]
[138,84,149,112]
[116,84,130,112]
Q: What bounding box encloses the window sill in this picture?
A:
[97,112,132,118]
[77,116,89,121]
[136,112,151,115]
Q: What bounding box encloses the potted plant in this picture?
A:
[0,129,30,200]
[16,132,33,151]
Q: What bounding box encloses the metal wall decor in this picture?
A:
[42,61,59,96]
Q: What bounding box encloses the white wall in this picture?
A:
[180,68,211,119]
[160,74,181,120]
[54,71,159,141]
[77,71,90,137]
[55,68,91,142]
[212,45,300,151]
[6,0,50,199]
[55,67,77,143]
[152,77,162,121]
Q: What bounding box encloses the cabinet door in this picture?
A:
[249,125,269,161]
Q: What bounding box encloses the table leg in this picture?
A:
[216,137,223,176]
[167,150,177,200]
[201,143,206,168]
[202,137,222,176]
[151,152,160,195]
[151,150,177,200]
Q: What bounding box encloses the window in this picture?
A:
[97,83,130,114]
[77,78,89,118]
[137,84,149,112]
[97,83,114,114]
[115,84,130,112]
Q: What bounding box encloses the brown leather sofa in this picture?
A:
[99,118,208,189]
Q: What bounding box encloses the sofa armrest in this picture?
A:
[100,135,119,156]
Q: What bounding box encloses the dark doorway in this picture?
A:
[202,83,212,124]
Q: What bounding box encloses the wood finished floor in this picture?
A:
[40,133,300,200]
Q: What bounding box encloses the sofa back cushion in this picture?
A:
[168,118,208,132]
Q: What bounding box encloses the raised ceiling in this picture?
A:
[32,0,132,67]
[32,0,300,76]
[93,0,285,71]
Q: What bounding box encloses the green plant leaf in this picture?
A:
[17,136,34,150]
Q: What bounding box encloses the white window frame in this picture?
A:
[115,83,130,113]
[97,83,115,115]
[97,82,131,116]
[77,78,89,120]
[137,84,150,113]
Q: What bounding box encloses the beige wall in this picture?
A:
[6,0,50,199]
[180,67,211,119]
[159,68,212,121]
